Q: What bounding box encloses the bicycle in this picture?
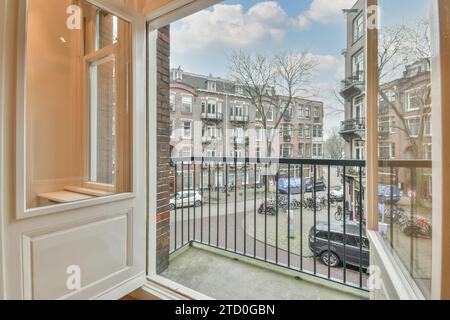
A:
[399,215,432,238]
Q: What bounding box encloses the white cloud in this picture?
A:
[304,0,357,24]
[172,2,309,54]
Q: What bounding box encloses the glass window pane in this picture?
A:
[377,0,433,298]
[25,0,131,209]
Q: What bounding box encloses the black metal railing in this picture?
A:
[340,117,366,133]
[169,157,368,291]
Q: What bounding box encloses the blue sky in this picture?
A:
[170,0,429,131]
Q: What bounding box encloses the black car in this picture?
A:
[309,222,370,269]
[305,178,327,192]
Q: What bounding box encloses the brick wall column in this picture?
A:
[156,25,171,274]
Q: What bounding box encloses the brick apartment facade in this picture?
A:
[168,69,325,191]
[340,0,432,215]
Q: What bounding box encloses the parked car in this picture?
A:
[278,178,303,194]
[305,178,327,192]
[330,186,344,201]
[309,222,370,269]
[170,190,202,210]
[378,184,401,203]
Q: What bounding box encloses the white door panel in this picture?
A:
[0,0,147,300]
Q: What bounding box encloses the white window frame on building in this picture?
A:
[170,92,175,111]
[181,95,193,114]
[405,116,421,137]
[207,80,216,92]
[353,13,365,43]
[183,120,193,139]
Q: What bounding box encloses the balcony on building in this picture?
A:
[339,117,366,141]
[340,71,365,99]
[230,114,250,124]
[201,112,223,122]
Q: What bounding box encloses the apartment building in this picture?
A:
[169,69,325,190]
[340,0,433,216]
[339,0,367,217]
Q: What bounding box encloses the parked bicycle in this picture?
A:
[334,205,352,221]
[399,215,432,238]
[303,197,324,211]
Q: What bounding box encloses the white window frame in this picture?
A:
[181,95,193,113]
[182,120,193,139]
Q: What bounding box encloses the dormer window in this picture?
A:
[173,70,183,81]
[235,86,243,95]
[207,81,216,92]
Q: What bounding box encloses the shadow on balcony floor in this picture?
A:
[161,245,368,300]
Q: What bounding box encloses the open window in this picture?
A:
[22,0,132,210]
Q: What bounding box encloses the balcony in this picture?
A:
[340,118,366,141]
[230,114,249,124]
[283,134,292,142]
[202,135,221,144]
[201,112,223,122]
[168,157,369,299]
[340,71,365,99]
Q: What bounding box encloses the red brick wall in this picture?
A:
[156,25,171,273]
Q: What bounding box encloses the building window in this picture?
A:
[305,143,311,158]
[298,143,304,157]
[304,106,311,118]
[424,143,432,160]
[406,117,420,137]
[281,144,293,158]
[170,120,175,139]
[183,121,192,139]
[378,142,395,159]
[313,125,323,138]
[304,125,311,138]
[354,140,365,160]
[181,95,193,114]
[173,70,183,81]
[298,124,304,139]
[170,93,175,111]
[314,106,321,118]
[255,126,263,142]
[405,89,421,111]
[207,81,216,92]
[313,144,323,158]
[266,106,274,121]
[352,50,365,78]
[353,13,365,43]
[235,86,243,95]
[424,114,432,136]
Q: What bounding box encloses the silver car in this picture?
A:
[170,190,202,210]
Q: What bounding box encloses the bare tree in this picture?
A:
[324,127,345,160]
[228,50,317,157]
[378,18,431,160]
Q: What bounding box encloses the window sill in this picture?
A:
[138,275,214,300]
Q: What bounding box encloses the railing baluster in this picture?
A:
[300,163,303,271]
[343,165,347,284]
[174,163,178,251]
[275,171,279,265]
[328,164,331,280]
[244,160,247,255]
[359,165,363,288]
[264,163,268,260]
[225,163,228,250]
[181,162,184,246]
[313,164,317,275]
[208,163,211,245]
[288,164,291,268]
[201,160,204,244]
[254,163,257,259]
[234,157,238,253]
[193,161,196,242]
[217,162,220,248]
[188,162,191,242]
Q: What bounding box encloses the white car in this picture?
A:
[170,190,203,210]
[330,186,344,200]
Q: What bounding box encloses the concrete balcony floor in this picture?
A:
[161,245,368,300]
